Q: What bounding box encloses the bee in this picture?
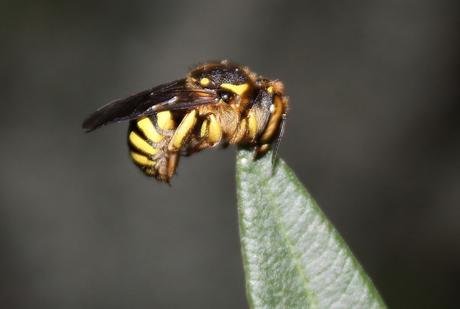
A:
[82,60,288,183]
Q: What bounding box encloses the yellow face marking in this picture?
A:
[220,83,249,96]
[247,110,258,140]
[267,86,274,94]
[207,114,222,144]
[130,151,155,167]
[129,131,158,155]
[169,110,197,151]
[200,77,210,87]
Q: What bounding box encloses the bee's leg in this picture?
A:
[254,144,270,158]
[168,110,198,152]
[199,114,222,147]
[253,112,286,172]
[166,152,179,183]
[182,113,223,154]
[229,118,247,145]
[151,112,175,136]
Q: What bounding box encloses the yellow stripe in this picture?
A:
[207,114,222,144]
[130,151,155,167]
[137,111,175,144]
[129,131,158,155]
[157,111,175,130]
[247,110,257,140]
[137,118,157,141]
[200,119,209,138]
[220,83,249,96]
[169,110,197,151]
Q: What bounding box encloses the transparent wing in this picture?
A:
[82,79,216,132]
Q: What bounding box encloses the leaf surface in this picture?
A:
[236,149,386,309]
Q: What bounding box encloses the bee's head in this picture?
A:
[189,61,285,110]
[189,61,255,105]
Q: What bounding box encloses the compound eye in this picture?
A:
[218,90,234,103]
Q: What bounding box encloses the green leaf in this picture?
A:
[236,149,386,309]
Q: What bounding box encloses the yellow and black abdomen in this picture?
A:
[127,111,177,181]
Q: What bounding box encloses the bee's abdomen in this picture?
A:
[127,111,177,181]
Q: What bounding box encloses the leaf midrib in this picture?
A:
[265,173,317,308]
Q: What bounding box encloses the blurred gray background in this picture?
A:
[1,0,459,308]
